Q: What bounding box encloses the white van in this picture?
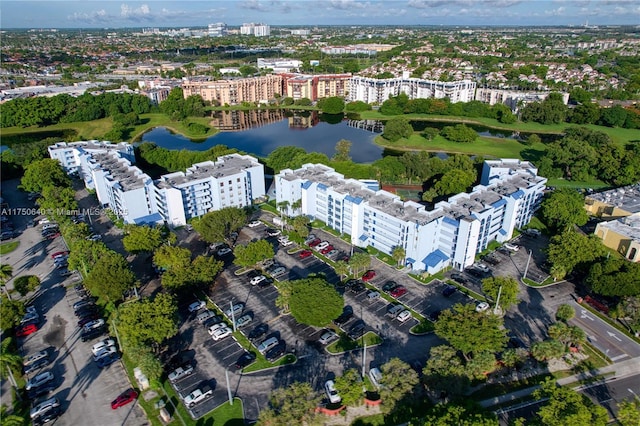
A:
[257,336,279,354]
[369,367,383,389]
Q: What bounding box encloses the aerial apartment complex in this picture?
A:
[182,75,282,105]
[280,73,352,101]
[48,142,265,227]
[276,159,546,274]
[240,23,270,37]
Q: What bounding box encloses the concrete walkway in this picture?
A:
[479,356,640,408]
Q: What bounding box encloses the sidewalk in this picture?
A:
[479,356,640,408]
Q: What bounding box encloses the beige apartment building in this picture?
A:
[280,73,351,101]
[182,75,283,105]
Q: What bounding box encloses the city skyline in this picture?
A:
[2,0,639,29]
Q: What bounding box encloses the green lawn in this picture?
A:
[234,331,296,373]
[0,241,19,255]
[326,331,383,354]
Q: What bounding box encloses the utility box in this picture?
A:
[134,367,150,390]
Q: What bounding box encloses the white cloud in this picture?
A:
[545,6,566,15]
[328,0,369,10]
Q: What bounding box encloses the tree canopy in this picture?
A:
[379,357,420,414]
[288,277,343,327]
[434,303,508,359]
[533,378,608,426]
[317,96,345,114]
[586,257,640,297]
[419,402,498,426]
[13,275,40,296]
[117,293,179,348]
[84,251,136,303]
[154,245,222,291]
[541,188,589,231]
[123,225,165,253]
[258,382,320,425]
[192,207,247,244]
[20,158,71,193]
[423,344,470,396]
[441,124,478,143]
[234,240,275,268]
[332,139,352,162]
[481,276,519,310]
[0,297,25,331]
[382,118,413,142]
[547,230,607,280]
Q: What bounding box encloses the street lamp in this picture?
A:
[225,364,234,405]
[230,300,236,332]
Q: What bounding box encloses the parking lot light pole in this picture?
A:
[225,364,234,405]
[230,300,237,332]
[493,285,503,316]
[522,250,532,280]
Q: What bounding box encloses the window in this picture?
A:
[220,182,224,187]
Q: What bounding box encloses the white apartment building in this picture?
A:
[208,22,228,37]
[240,23,270,37]
[154,154,266,226]
[257,58,303,73]
[49,143,265,227]
[275,159,545,274]
[475,88,569,112]
[349,75,476,104]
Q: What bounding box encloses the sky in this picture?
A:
[1,0,639,29]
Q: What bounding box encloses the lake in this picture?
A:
[141,110,384,163]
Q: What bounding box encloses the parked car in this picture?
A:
[473,263,491,273]
[168,364,194,382]
[96,352,121,368]
[197,310,216,324]
[257,277,274,289]
[265,342,286,362]
[396,310,412,323]
[16,323,38,337]
[270,266,287,277]
[450,273,467,284]
[265,228,281,237]
[386,304,404,317]
[524,228,541,237]
[299,249,313,259]
[390,285,407,298]
[382,281,398,293]
[23,350,49,368]
[208,323,228,335]
[77,312,99,327]
[320,245,334,255]
[349,281,366,294]
[247,220,262,228]
[361,270,376,282]
[250,275,267,286]
[81,326,106,342]
[234,351,257,369]
[111,388,138,409]
[188,300,206,313]
[234,314,253,328]
[369,368,383,390]
[504,243,519,252]
[442,285,457,297]
[334,306,354,325]
[225,303,245,318]
[32,405,61,425]
[257,336,280,355]
[50,251,69,259]
[304,234,317,244]
[211,326,232,341]
[476,302,490,312]
[24,356,50,374]
[366,290,381,302]
[315,241,330,251]
[26,372,54,391]
[324,380,341,404]
[91,338,116,356]
[248,323,269,340]
[30,397,60,419]
[216,247,232,257]
[318,329,339,345]
[93,345,118,361]
[308,238,322,247]
[325,249,340,259]
[183,384,213,407]
[73,299,94,312]
[83,319,105,332]
[348,320,366,339]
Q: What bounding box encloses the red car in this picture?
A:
[390,285,408,298]
[361,270,376,282]
[46,233,60,240]
[320,245,334,255]
[111,388,138,409]
[308,238,321,247]
[299,250,313,259]
[51,251,69,259]
[16,323,38,337]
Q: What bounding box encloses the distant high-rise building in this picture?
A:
[208,22,228,37]
[240,23,270,37]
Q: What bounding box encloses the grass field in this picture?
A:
[0,241,19,255]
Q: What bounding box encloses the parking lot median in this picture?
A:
[326,331,383,355]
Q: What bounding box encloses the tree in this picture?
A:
[423,344,470,396]
[234,240,275,268]
[391,246,406,267]
[289,277,343,327]
[547,231,607,280]
[84,251,136,303]
[541,188,588,231]
[317,96,345,114]
[20,158,71,193]
[586,258,640,297]
[123,225,164,254]
[420,402,499,426]
[382,118,413,142]
[501,348,529,369]
[379,358,420,413]
[0,297,25,331]
[556,304,575,322]
[531,339,565,362]
[258,382,320,425]
[334,260,351,281]
[434,303,508,359]
[67,239,109,277]
[548,322,586,348]
[192,207,248,244]
[117,293,179,349]
[434,168,476,198]
[481,277,519,310]
[0,337,22,381]
[334,369,364,406]
[617,397,640,426]
[466,351,498,380]
[533,377,608,426]
[332,139,352,162]
[290,215,309,238]
[349,252,371,276]
[526,133,542,146]
[13,275,40,296]
[154,245,222,291]
[0,264,13,284]
[441,124,478,143]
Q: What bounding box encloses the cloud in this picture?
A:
[67,9,109,24]
[409,0,520,8]
[328,0,369,10]
[240,0,270,12]
[545,6,566,15]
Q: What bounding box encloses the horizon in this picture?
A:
[2,1,639,29]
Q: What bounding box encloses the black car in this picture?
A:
[348,320,366,339]
[334,306,354,325]
[203,315,224,328]
[442,285,456,297]
[349,282,366,294]
[74,305,98,318]
[248,323,269,340]
[0,230,16,240]
[33,405,62,426]
[465,268,485,278]
[81,326,106,342]
[234,351,257,369]
[27,383,56,400]
[246,269,260,280]
[265,342,286,362]
[483,255,500,266]
[77,313,100,327]
[450,273,467,284]
[382,281,398,293]
[428,310,442,322]
[257,277,274,289]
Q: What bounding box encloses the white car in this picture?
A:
[168,364,194,382]
[208,323,227,335]
[318,329,339,345]
[250,275,267,286]
[93,345,117,361]
[225,303,244,318]
[234,314,253,328]
[324,380,341,404]
[91,338,116,356]
[279,238,293,247]
[30,397,60,419]
[476,302,490,312]
[183,385,213,407]
[315,241,330,251]
[248,220,262,228]
[504,243,519,252]
[473,263,490,273]
[211,326,232,341]
[83,319,105,331]
[396,310,412,323]
[188,300,206,313]
[26,371,54,391]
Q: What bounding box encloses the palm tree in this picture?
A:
[291,199,302,216]
[0,264,13,284]
[276,200,290,230]
[391,246,406,268]
[0,405,23,426]
[0,337,22,393]
[334,260,351,281]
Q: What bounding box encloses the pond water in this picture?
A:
[141,111,384,163]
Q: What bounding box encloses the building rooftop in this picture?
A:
[91,152,149,191]
[48,140,132,153]
[599,215,640,242]
[156,154,260,188]
[587,184,640,214]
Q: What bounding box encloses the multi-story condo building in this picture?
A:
[240,23,270,37]
[275,159,545,274]
[257,58,302,73]
[348,75,476,104]
[182,75,283,105]
[475,88,569,112]
[280,73,351,101]
[154,154,266,226]
[208,22,228,37]
[48,143,265,227]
